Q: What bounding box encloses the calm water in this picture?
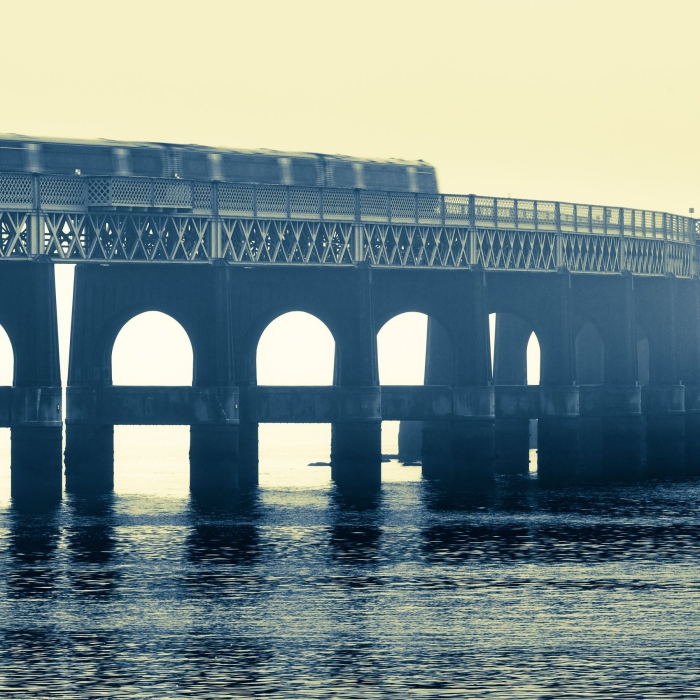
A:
[1,425,700,698]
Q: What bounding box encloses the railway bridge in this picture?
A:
[0,136,698,502]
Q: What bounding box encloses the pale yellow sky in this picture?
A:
[2,0,698,213]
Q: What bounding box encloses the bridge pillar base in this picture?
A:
[65,424,114,494]
[452,418,495,483]
[643,386,685,476]
[238,421,259,488]
[538,417,579,480]
[398,420,422,463]
[684,386,700,474]
[494,418,530,475]
[11,426,63,504]
[190,424,239,494]
[421,422,453,480]
[536,387,579,480]
[331,422,381,489]
[602,415,645,478]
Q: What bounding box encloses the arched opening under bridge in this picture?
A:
[492,312,540,473]
[111,311,194,496]
[256,311,335,488]
[377,312,429,481]
[0,324,13,503]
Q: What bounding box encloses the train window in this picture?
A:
[220,154,281,184]
[0,146,25,172]
[180,152,210,180]
[415,168,439,193]
[329,162,356,188]
[42,144,114,175]
[290,158,319,187]
[363,164,410,191]
[130,148,164,177]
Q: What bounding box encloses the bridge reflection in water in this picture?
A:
[0,139,699,503]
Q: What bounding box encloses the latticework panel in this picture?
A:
[193,183,212,210]
[474,229,557,270]
[390,193,416,222]
[218,185,254,215]
[0,212,30,257]
[220,218,353,264]
[110,179,152,207]
[322,190,354,219]
[40,177,84,208]
[41,213,211,261]
[561,234,619,273]
[444,195,470,224]
[256,187,287,217]
[290,189,320,218]
[360,192,389,221]
[664,241,692,278]
[0,175,32,207]
[622,238,664,275]
[416,194,442,223]
[154,181,192,208]
[362,225,469,267]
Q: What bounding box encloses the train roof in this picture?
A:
[0,134,433,167]
[0,135,439,193]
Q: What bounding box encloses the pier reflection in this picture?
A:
[65,494,119,597]
[7,502,61,597]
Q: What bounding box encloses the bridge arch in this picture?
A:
[491,312,541,386]
[0,323,15,386]
[255,311,336,386]
[111,310,194,386]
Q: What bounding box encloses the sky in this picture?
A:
[0,0,691,395]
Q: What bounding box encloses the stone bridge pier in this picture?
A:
[0,261,63,504]
[65,263,239,495]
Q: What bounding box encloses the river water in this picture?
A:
[1,425,699,699]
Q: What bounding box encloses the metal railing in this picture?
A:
[0,172,697,273]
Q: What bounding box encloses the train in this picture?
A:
[0,135,439,193]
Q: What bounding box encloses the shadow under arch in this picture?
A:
[109,309,195,386]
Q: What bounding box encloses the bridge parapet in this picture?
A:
[0,172,697,275]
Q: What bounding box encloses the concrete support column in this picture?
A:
[538,271,579,480]
[600,274,644,476]
[331,265,381,489]
[492,313,531,475]
[423,270,495,483]
[190,424,239,492]
[8,261,63,504]
[644,385,685,475]
[677,279,700,473]
[422,316,455,479]
[65,423,114,493]
[637,275,685,475]
[237,382,259,488]
[190,264,239,496]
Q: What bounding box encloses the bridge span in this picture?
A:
[0,137,699,502]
